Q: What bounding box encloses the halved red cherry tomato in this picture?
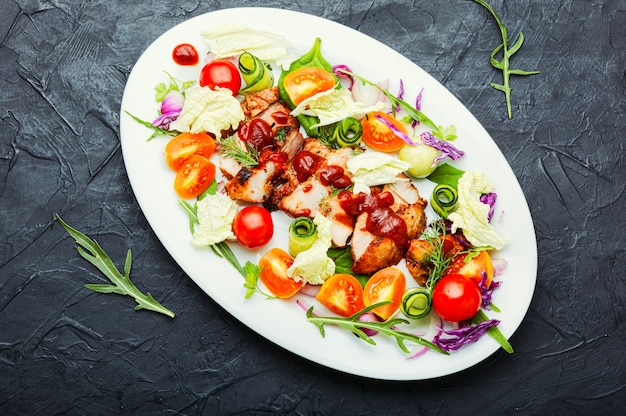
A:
[258,248,302,298]
[360,111,407,152]
[165,132,215,171]
[316,274,365,317]
[445,250,494,288]
[199,59,241,95]
[283,67,336,106]
[173,154,216,199]
[432,273,481,322]
[232,206,274,249]
[363,267,406,320]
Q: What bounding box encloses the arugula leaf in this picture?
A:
[472,0,540,118]
[124,110,177,141]
[56,215,175,318]
[306,303,448,354]
[471,309,513,353]
[426,163,465,187]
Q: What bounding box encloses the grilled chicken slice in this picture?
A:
[241,86,280,118]
[278,177,330,217]
[405,239,433,286]
[225,161,280,203]
[320,195,354,247]
[351,212,405,274]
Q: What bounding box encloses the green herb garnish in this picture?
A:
[124,110,177,141]
[306,303,448,354]
[472,0,540,118]
[470,309,513,353]
[219,136,259,168]
[56,215,175,318]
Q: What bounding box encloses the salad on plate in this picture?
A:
[125,19,518,364]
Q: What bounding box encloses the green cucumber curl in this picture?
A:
[288,217,317,256]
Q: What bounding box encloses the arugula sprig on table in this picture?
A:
[56,215,175,318]
[472,0,540,118]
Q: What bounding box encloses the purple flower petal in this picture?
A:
[420,131,465,166]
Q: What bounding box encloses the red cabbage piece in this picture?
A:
[433,319,501,351]
[480,192,497,222]
[374,114,417,145]
[478,274,502,309]
[420,131,465,166]
[333,64,354,89]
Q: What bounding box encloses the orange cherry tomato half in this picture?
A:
[232,206,274,249]
[432,273,482,322]
[316,274,365,317]
[165,132,215,171]
[445,250,494,288]
[173,154,216,199]
[258,248,302,299]
[283,67,336,106]
[199,59,241,95]
[363,267,406,320]
[360,111,408,152]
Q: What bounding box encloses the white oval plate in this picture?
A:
[120,7,537,381]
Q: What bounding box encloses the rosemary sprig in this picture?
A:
[56,215,175,318]
[472,0,540,118]
[306,303,448,354]
[219,136,258,168]
[423,220,454,290]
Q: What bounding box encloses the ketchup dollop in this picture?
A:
[338,190,408,247]
[292,150,323,182]
[172,43,199,66]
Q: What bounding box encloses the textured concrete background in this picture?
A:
[1,0,625,414]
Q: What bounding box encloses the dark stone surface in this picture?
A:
[1,0,624,414]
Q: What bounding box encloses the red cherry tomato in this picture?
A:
[432,274,482,322]
[165,132,215,171]
[363,267,406,320]
[232,206,274,248]
[199,59,241,95]
[360,111,407,152]
[445,250,494,288]
[258,248,302,298]
[173,154,216,199]
[283,67,336,105]
[316,274,365,317]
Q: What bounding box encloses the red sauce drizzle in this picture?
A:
[292,150,323,182]
[239,118,273,151]
[338,190,408,247]
[271,111,290,125]
[319,165,352,188]
[172,43,199,66]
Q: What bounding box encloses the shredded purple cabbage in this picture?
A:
[333,64,354,89]
[374,114,417,145]
[412,87,424,128]
[420,131,465,166]
[478,273,502,309]
[395,79,405,113]
[433,319,501,351]
[480,192,497,222]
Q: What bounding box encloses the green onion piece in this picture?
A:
[238,52,274,94]
[431,183,458,218]
[401,288,431,319]
[288,217,317,256]
[331,117,362,147]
